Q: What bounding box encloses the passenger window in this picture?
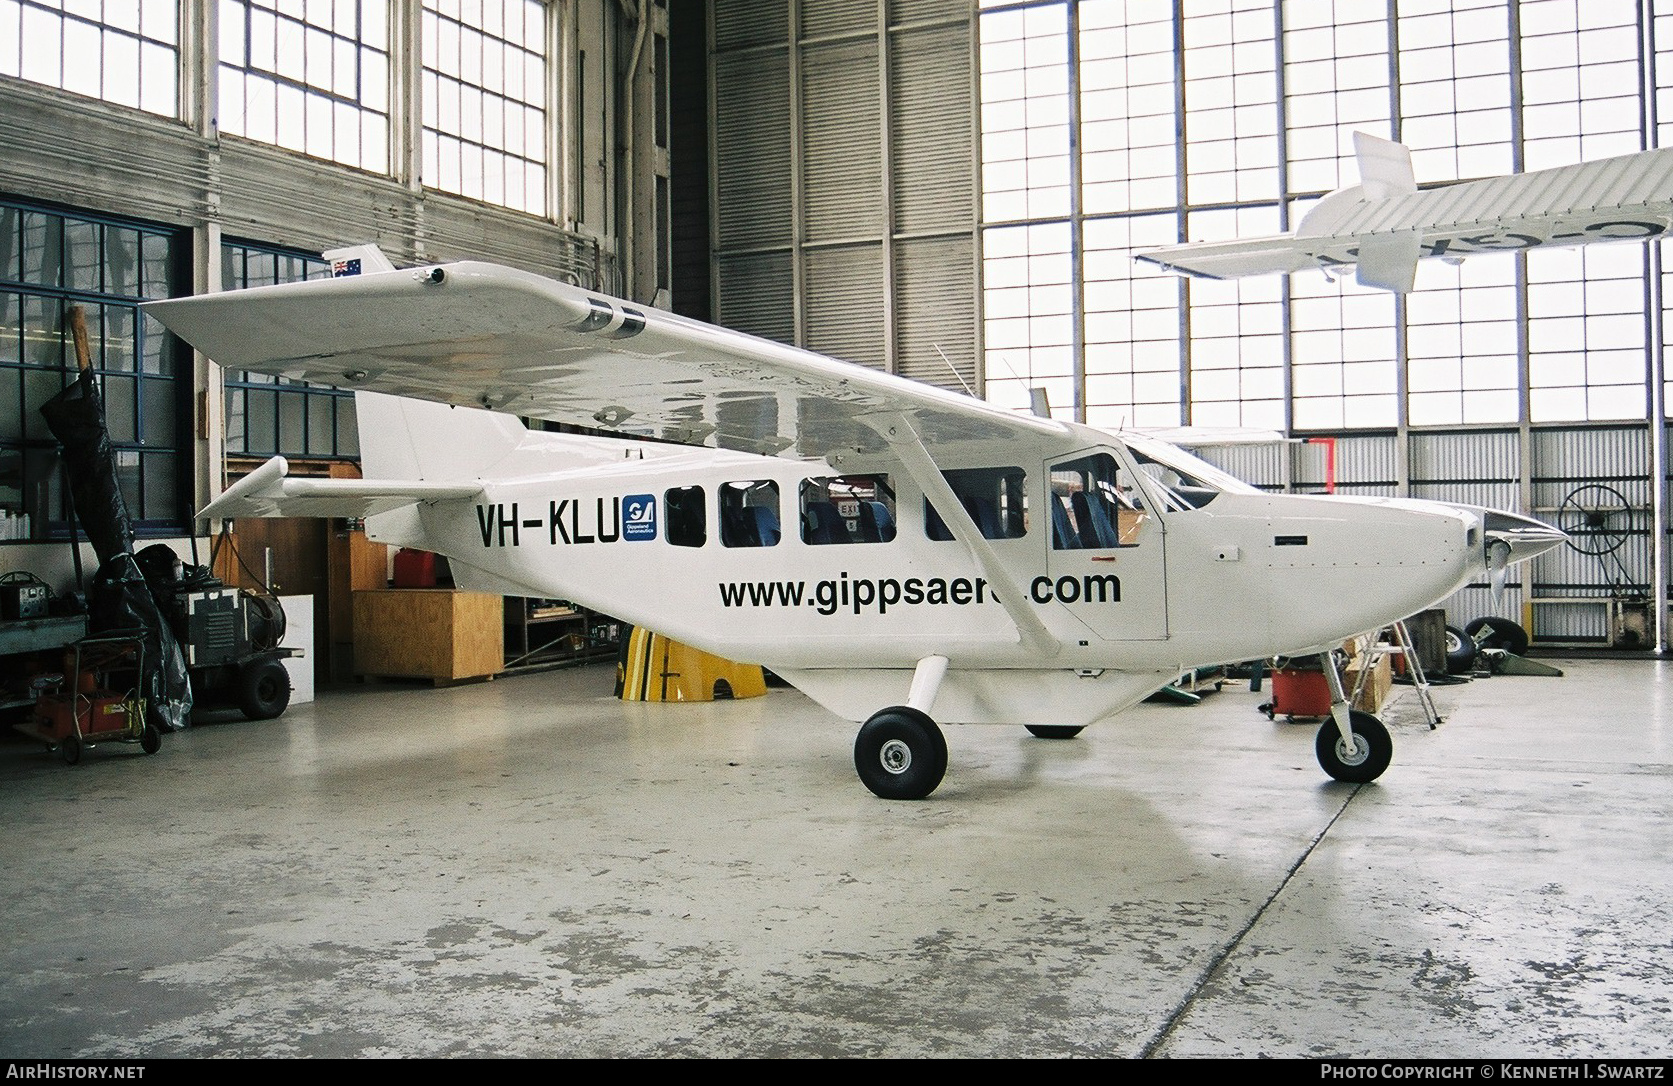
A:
[664,486,706,547]
[720,480,781,548]
[926,467,1028,541]
[1049,453,1146,550]
[800,474,896,545]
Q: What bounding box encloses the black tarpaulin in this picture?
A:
[41,367,193,731]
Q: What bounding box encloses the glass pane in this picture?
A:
[224,386,247,454]
[306,392,334,455]
[0,367,21,440]
[141,312,170,374]
[0,290,19,363]
[63,220,101,293]
[247,388,277,453]
[141,232,172,299]
[21,212,63,287]
[22,294,62,367]
[102,374,137,442]
[278,390,305,453]
[104,226,141,297]
[116,448,141,517]
[141,376,175,445]
[103,306,135,372]
[141,451,176,521]
[0,206,18,282]
[336,395,359,455]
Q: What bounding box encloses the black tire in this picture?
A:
[1465,616,1530,657]
[1444,625,1477,675]
[140,724,162,755]
[854,706,948,800]
[1025,725,1084,739]
[60,734,81,766]
[1315,710,1393,784]
[237,659,292,721]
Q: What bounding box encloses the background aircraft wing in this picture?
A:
[1137,144,1673,292]
[146,262,1067,461]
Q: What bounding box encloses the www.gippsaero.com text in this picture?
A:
[717,571,1121,616]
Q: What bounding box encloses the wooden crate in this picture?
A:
[353,589,503,683]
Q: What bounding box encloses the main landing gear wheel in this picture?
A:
[854,706,948,800]
[140,724,162,755]
[60,734,81,766]
[1025,725,1084,739]
[1315,710,1392,784]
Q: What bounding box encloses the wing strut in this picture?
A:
[867,413,1061,658]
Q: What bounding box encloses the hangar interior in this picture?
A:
[1,0,1671,1060]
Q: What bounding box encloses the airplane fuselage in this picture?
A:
[377,424,1491,728]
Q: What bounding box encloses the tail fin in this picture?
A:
[355,391,526,483]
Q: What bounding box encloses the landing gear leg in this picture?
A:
[853,656,950,800]
[1316,651,1392,783]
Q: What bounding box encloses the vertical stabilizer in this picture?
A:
[356,391,527,483]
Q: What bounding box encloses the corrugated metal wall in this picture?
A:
[709,1,977,388]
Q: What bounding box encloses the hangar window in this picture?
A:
[219,0,392,173]
[800,475,896,545]
[664,485,705,548]
[422,0,551,215]
[220,242,358,461]
[720,480,780,548]
[0,0,179,117]
[0,199,187,540]
[925,467,1027,541]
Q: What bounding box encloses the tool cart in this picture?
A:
[16,631,160,764]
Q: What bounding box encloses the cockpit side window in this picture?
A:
[1130,451,1222,511]
[1049,453,1146,550]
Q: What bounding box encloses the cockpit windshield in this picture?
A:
[1117,432,1260,512]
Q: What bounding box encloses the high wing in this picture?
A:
[1136,133,1673,292]
[144,262,1067,461]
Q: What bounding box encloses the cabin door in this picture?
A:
[1043,449,1168,641]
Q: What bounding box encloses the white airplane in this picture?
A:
[145,258,1565,799]
[1138,133,1673,292]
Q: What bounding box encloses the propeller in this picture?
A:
[1486,537,1512,609]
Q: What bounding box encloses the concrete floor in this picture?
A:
[1,654,1669,1058]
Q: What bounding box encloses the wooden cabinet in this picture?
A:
[353,589,503,683]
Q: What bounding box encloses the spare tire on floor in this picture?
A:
[1444,625,1477,675]
[1465,616,1530,657]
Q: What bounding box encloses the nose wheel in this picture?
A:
[1315,709,1392,783]
[854,706,947,800]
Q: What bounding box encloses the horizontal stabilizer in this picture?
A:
[199,456,481,521]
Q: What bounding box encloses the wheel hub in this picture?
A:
[878,738,912,775]
[1336,734,1370,767]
